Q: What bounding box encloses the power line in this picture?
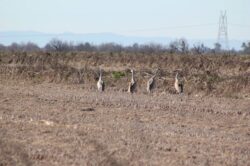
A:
[0,33,74,38]
[118,23,217,33]
[229,23,250,28]
[0,23,218,38]
[0,23,248,38]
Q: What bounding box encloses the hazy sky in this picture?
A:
[0,0,250,39]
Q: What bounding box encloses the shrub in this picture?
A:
[112,71,125,80]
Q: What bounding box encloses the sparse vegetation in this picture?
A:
[0,50,249,97]
[0,40,249,166]
[242,42,250,54]
[0,79,249,165]
[112,71,126,80]
[1,39,250,55]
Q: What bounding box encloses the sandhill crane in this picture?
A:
[146,69,159,93]
[174,72,183,94]
[128,69,136,93]
[97,68,105,92]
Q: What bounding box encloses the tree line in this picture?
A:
[0,38,250,54]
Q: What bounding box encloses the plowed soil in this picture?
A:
[0,79,249,166]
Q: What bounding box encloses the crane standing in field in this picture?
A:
[97,68,105,92]
[174,72,184,94]
[128,69,136,93]
[146,69,159,93]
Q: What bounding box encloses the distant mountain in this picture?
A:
[0,31,245,50]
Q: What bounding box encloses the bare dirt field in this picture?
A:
[0,52,250,165]
[0,78,249,166]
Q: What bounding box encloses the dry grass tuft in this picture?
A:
[0,51,249,98]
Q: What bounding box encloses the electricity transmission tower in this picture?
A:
[217,11,229,50]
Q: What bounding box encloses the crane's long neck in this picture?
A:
[131,71,134,82]
[99,70,102,80]
[175,73,179,82]
[152,74,156,79]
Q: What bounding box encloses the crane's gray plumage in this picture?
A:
[146,69,159,93]
[97,68,105,92]
[128,69,136,93]
[147,75,156,93]
[174,72,183,94]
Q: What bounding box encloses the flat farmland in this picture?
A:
[0,79,249,166]
[0,52,249,165]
